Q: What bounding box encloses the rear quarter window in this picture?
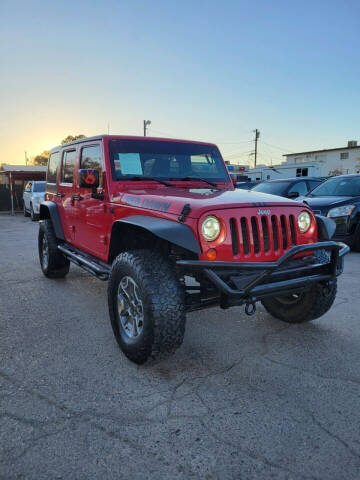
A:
[61,150,77,184]
[47,152,60,184]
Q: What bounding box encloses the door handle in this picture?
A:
[72,195,83,201]
[56,192,64,198]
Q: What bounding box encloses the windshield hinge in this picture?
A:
[178,203,191,222]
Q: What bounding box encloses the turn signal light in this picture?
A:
[206,248,217,261]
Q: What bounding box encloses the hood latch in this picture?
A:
[178,203,191,222]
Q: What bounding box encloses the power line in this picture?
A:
[222,150,254,159]
[261,140,294,154]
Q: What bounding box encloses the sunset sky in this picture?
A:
[1,0,359,166]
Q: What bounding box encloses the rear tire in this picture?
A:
[38,220,70,278]
[108,250,186,364]
[261,280,337,324]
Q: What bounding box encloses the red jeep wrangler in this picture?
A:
[38,135,348,364]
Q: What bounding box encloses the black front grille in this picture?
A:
[261,216,270,252]
[280,215,287,250]
[229,218,239,255]
[251,217,260,253]
[240,218,250,255]
[271,215,279,251]
[230,214,297,257]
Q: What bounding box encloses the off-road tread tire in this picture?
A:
[38,220,70,278]
[261,280,337,324]
[108,250,186,364]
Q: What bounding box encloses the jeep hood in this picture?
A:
[115,187,303,218]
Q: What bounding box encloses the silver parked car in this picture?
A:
[23,181,46,221]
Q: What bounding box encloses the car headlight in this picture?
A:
[201,215,221,241]
[298,210,311,233]
[327,205,355,218]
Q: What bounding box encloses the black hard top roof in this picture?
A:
[49,135,217,153]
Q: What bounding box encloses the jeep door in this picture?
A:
[57,149,77,243]
[72,143,109,258]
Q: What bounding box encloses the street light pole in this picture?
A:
[143,120,151,136]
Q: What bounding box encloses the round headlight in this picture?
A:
[201,215,221,241]
[298,210,311,233]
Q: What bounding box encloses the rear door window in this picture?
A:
[61,150,77,184]
[288,181,308,196]
[80,145,103,186]
[308,180,321,191]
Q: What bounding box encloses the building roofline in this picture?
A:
[283,145,360,156]
[0,165,47,172]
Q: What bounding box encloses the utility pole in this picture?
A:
[254,129,260,167]
[143,120,151,136]
[24,151,28,166]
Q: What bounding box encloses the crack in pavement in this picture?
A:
[198,418,320,480]
[0,369,199,478]
[264,356,360,387]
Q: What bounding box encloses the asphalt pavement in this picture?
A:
[1,214,360,480]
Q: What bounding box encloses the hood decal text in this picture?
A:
[123,194,171,213]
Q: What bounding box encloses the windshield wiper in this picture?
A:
[121,176,172,187]
[174,176,218,188]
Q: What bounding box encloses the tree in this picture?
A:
[32,151,50,166]
[30,134,87,166]
[61,134,86,145]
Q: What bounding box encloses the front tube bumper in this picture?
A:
[177,241,349,301]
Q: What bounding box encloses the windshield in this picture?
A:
[33,182,46,192]
[252,181,290,196]
[109,140,229,183]
[309,176,360,197]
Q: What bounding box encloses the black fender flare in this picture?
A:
[115,215,201,254]
[39,201,65,241]
[315,214,336,241]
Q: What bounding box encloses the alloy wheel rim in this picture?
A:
[117,276,144,338]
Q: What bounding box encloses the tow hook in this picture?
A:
[245,299,257,316]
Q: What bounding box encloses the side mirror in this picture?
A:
[79,169,99,189]
[288,191,300,199]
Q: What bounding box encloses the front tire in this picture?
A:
[38,220,70,278]
[108,250,186,364]
[261,280,337,324]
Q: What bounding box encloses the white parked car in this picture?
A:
[23,181,46,221]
